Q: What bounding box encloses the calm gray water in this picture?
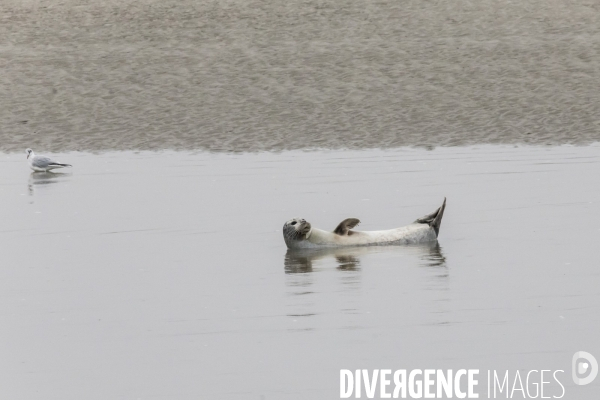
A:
[1,146,599,399]
[1,0,600,152]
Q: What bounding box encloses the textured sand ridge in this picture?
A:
[1,0,600,152]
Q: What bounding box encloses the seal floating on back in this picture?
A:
[283,198,446,249]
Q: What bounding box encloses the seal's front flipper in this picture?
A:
[415,198,446,237]
[334,218,360,236]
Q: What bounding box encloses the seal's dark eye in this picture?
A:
[291,221,297,225]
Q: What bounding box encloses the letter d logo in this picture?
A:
[572,351,598,385]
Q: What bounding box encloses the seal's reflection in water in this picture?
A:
[284,243,446,272]
[420,242,447,268]
[416,243,450,295]
[28,172,70,197]
[283,244,448,330]
[284,248,360,273]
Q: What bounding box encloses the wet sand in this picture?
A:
[1,0,600,152]
[0,146,598,398]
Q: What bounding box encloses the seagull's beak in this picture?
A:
[27,153,30,159]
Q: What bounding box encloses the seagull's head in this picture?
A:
[26,148,33,159]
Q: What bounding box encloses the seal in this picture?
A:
[283,198,446,249]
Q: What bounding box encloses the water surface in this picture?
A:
[0,146,598,399]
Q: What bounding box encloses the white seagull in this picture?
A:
[26,148,72,172]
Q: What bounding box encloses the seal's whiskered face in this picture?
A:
[283,218,312,244]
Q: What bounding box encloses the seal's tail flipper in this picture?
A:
[415,198,446,237]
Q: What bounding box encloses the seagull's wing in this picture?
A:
[31,155,54,168]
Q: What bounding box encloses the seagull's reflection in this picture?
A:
[28,172,70,196]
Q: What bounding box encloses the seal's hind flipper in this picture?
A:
[415,198,446,237]
[334,218,360,236]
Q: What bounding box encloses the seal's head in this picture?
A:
[283,217,312,247]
